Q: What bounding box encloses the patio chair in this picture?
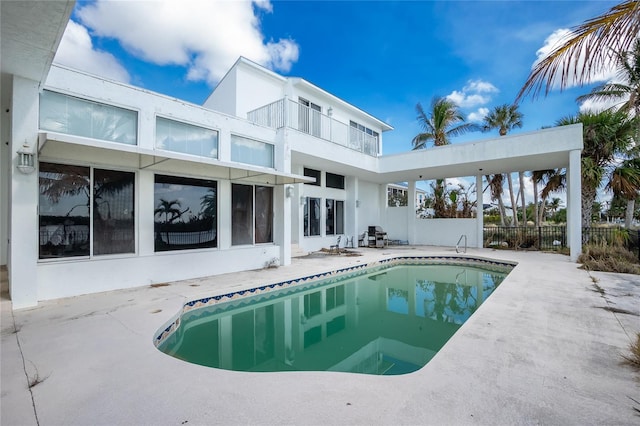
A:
[358,232,366,247]
[329,236,341,255]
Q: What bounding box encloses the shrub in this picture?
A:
[622,333,640,370]
[578,242,640,275]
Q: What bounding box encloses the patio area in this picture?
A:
[1,246,639,425]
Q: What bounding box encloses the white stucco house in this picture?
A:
[0,1,584,309]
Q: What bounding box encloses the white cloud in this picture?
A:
[446,79,498,108]
[463,80,498,94]
[467,107,489,122]
[75,0,299,85]
[534,28,617,90]
[579,96,624,114]
[53,20,130,83]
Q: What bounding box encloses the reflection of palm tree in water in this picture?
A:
[418,280,479,323]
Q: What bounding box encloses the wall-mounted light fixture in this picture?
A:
[16,142,35,174]
[286,185,294,198]
[327,107,333,117]
[300,196,306,206]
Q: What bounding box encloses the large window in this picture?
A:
[232,184,273,245]
[304,197,321,236]
[156,117,218,158]
[230,135,274,168]
[326,199,344,235]
[39,162,135,259]
[154,175,217,252]
[39,90,137,145]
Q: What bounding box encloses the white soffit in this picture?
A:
[1,1,74,83]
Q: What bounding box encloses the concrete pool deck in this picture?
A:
[1,246,639,425]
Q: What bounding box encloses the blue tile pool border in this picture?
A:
[153,255,516,347]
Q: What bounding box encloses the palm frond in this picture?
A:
[517,0,640,102]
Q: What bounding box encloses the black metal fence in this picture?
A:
[483,226,640,258]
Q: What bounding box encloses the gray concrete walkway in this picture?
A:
[1,246,639,425]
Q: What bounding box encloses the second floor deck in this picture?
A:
[247,98,380,156]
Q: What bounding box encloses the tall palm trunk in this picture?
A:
[507,173,518,226]
[533,178,539,227]
[581,184,598,227]
[625,198,636,229]
[518,171,527,224]
[538,199,547,224]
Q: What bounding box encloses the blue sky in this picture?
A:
[54,0,621,204]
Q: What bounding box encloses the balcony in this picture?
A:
[247,98,379,156]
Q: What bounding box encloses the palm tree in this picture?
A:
[485,173,508,226]
[576,39,640,118]
[517,0,640,101]
[607,157,640,228]
[557,109,636,226]
[412,97,478,217]
[532,169,566,225]
[412,97,478,148]
[482,104,524,226]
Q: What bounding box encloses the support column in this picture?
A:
[567,149,582,261]
[276,184,291,266]
[9,76,40,309]
[476,174,484,249]
[407,181,417,244]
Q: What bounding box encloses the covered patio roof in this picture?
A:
[294,124,583,184]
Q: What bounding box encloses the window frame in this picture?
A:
[38,162,136,260]
[155,115,219,159]
[39,89,139,146]
[231,183,274,246]
[153,174,218,252]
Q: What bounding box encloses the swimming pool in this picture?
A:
[155,256,514,375]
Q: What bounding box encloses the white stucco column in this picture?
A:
[567,149,582,261]
[9,76,40,309]
[138,171,155,256]
[1,80,10,267]
[476,174,484,249]
[346,176,359,244]
[218,180,232,249]
[276,184,291,266]
[407,181,417,244]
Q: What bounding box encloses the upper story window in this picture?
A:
[40,90,137,145]
[156,117,218,158]
[326,172,345,189]
[304,168,321,186]
[349,121,379,140]
[230,135,274,168]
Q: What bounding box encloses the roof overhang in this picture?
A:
[38,132,314,185]
[297,124,583,184]
[0,1,74,84]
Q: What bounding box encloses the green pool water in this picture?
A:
[157,262,510,375]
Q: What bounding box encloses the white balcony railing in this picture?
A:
[247,98,379,156]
